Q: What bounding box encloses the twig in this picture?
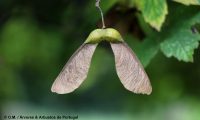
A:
[95,0,106,29]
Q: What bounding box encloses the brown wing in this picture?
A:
[110,42,152,95]
[51,43,98,94]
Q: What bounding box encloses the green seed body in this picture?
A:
[84,28,124,43]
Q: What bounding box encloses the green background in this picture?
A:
[0,0,200,120]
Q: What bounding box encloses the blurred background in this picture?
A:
[0,0,200,120]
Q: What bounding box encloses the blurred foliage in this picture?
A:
[0,0,200,119]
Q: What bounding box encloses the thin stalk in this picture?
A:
[95,0,106,29]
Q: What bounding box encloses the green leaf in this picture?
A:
[136,3,200,63]
[134,0,168,31]
[160,4,200,62]
[173,0,200,5]
[160,30,200,62]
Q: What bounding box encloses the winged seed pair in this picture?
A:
[51,28,152,95]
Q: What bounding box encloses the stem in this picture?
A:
[95,0,106,29]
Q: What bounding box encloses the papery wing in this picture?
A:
[110,42,152,95]
[51,43,98,94]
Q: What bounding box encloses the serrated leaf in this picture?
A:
[134,0,168,31]
[173,0,200,5]
[160,30,200,62]
[160,4,200,62]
